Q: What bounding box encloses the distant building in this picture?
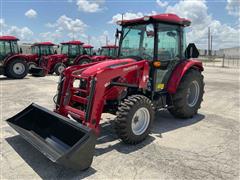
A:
[20,43,32,54]
[198,47,240,58]
[219,47,240,58]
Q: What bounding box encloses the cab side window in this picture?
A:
[157,24,180,61]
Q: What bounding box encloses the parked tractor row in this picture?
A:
[0,37,118,78]
[6,13,204,170]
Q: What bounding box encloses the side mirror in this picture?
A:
[115,28,122,39]
[19,47,23,54]
[185,43,199,59]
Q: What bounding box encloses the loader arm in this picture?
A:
[56,59,149,134]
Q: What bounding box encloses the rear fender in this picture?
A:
[167,59,204,94]
[74,55,91,64]
[4,54,28,66]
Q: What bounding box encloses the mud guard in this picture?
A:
[6,103,97,170]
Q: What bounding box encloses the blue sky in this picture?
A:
[0,0,239,49]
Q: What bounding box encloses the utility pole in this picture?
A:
[106,35,108,45]
[210,35,213,56]
[208,27,210,56]
[88,35,91,44]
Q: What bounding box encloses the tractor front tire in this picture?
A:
[5,59,28,79]
[78,58,91,65]
[115,95,154,144]
[54,63,66,76]
[168,69,204,118]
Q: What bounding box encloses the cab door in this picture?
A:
[153,24,183,91]
[0,41,11,63]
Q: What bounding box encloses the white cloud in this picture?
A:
[44,15,88,42]
[76,0,105,13]
[25,9,37,18]
[156,0,168,8]
[165,0,240,49]
[0,18,34,41]
[226,0,240,17]
[109,11,157,24]
[7,26,34,41]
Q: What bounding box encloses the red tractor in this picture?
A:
[99,44,118,59]
[29,42,67,76]
[7,14,204,170]
[83,44,94,56]
[0,36,29,79]
[32,40,103,76]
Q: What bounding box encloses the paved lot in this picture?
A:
[1,66,239,179]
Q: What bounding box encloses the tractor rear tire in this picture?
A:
[115,95,154,144]
[5,59,28,79]
[54,63,66,76]
[168,69,204,118]
[78,58,91,65]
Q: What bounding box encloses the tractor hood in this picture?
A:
[81,58,136,76]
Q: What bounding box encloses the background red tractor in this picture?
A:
[99,44,118,58]
[28,42,67,76]
[83,44,94,56]
[0,36,28,79]
[7,13,204,170]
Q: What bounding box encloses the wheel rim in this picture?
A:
[186,80,200,107]
[13,63,25,75]
[131,107,150,135]
[58,65,65,74]
[29,63,36,70]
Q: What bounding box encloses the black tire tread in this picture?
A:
[115,95,154,144]
[169,69,204,118]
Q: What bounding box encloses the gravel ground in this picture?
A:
[1,66,239,179]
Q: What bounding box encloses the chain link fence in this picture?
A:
[199,55,240,68]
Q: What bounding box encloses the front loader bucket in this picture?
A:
[29,67,46,77]
[6,103,97,170]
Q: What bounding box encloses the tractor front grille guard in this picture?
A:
[56,70,96,128]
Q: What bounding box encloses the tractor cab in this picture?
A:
[100,45,118,58]
[83,44,94,56]
[60,40,84,65]
[31,42,55,57]
[116,14,198,91]
[0,36,19,62]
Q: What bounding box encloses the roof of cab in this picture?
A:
[102,45,118,49]
[0,36,19,41]
[33,42,55,46]
[83,44,94,48]
[118,13,191,26]
[61,40,84,45]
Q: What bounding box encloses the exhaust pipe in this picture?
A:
[6,103,97,170]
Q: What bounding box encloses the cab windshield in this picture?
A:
[119,23,182,61]
[61,44,82,56]
[40,45,54,55]
[83,48,92,55]
[101,48,117,57]
[32,45,54,55]
[120,24,154,60]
